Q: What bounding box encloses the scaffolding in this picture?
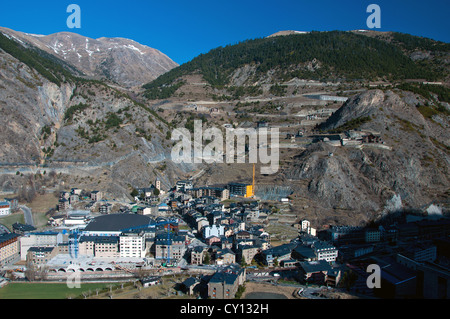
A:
[255,185,293,201]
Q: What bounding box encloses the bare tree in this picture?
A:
[37,265,49,281]
[25,259,37,281]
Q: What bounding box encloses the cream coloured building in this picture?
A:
[78,235,120,258]
[19,231,63,260]
[0,233,20,266]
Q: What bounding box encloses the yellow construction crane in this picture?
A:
[244,164,256,198]
[252,163,255,197]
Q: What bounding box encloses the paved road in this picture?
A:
[19,205,34,227]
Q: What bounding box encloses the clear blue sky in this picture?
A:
[0,0,449,65]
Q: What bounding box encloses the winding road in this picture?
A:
[19,205,34,227]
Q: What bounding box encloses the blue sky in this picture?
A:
[0,0,449,64]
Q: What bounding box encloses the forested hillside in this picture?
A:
[142,31,448,99]
[0,32,80,86]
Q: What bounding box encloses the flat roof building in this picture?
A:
[228,183,253,198]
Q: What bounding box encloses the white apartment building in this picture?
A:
[312,241,338,263]
[0,201,11,216]
[301,220,311,231]
[119,232,146,258]
[203,224,225,239]
[301,220,317,236]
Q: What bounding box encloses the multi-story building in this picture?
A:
[99,203,112,214]
[69,194,79,205]
[176,180,193,192]
[137,207,152,216]
[228,183,253,198]
[208,265,246,299]
[299,260,333,284]
[301,220,311,231]
[20,231,63,261]
[12,222,36,235]
[0,201,11,216]
[190,246,206,265]
[78,235,120,258]
[154,233,186,264]
[328,225,364,243]
[216,249,236,265]
[312,241,338,263]
[58,198,70,211]
[4,198,18,211]
[189,187,229,201]
[120,231,146,258]
[90,191,102,202]
[237,245,259,265]
[245,207,259,220]
[365,228,381,243]
[26,246,57,266]
[0,233,20,266]
[203,224,225,239]
[300,220,317,235]
[261,243,296,267]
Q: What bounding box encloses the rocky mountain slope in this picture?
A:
[182,88,449,226]
[0,29,191,200]
[0,26,448,221]
[284,89,449,224]
[0,26,178,87]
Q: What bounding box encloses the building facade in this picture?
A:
[0,201,11,216]
[19,232,63,261]
[312,242,338,263]
[228,183,253,198]
[154,233,186,264]
[78,235,120,258]
[26,246,57,266]
[120,231,146,258]
[0,233,20,266]
[208,265,246,299]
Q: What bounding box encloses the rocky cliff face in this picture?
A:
[0,46,71,163]
[285,89,449,223]
[0,27,178,87]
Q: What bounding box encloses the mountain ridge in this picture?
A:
[0,26,178,88]
[142,30,449,102]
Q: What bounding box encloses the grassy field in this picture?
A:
[26,193,59,228]
[0,212,25,232]
[0,282,112,299]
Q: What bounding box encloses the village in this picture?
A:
[0,172,450,299]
